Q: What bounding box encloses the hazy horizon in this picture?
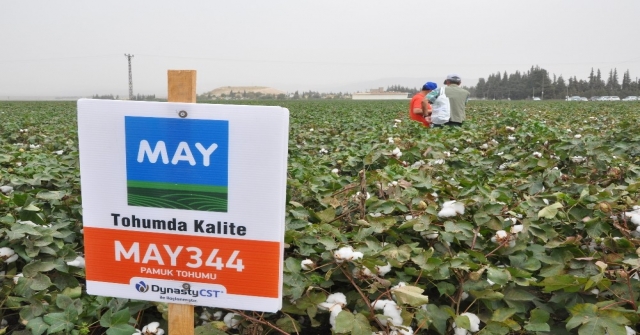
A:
[2,0,639,97]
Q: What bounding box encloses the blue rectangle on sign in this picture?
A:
[124,116,229,212]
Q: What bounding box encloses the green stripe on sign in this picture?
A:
[127,180,228,193]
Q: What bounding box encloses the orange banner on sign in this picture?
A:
[84,227,281,298]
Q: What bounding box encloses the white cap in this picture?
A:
[446,74,461,81]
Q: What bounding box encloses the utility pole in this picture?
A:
[124,54,134,100]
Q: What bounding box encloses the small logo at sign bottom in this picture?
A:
[135,281,149,293]
[130,277,227,303]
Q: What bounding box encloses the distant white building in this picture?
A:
[351,87,409,100]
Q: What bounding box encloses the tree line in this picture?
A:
[468,66,640,100]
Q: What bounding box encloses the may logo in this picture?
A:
[125,117,229,212]
[135,281,149,293]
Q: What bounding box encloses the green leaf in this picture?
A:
[22,260,57,277]
[26,317,49,335]
[392,285,430,307]
[318,236,337,250]
[567,303,629,335]
[524,308,550,332]
[491,308,517,322]
[29,273,53,290]
[276,316,301,334]
[106,323,138,335]
[487,267,511,285]
[469,290,504,300]
[537,202,563,219]
[36,190,65,200]
[22,203,41,212]
[454,314,471,330]
[334,310,354,333]
[44,311,75,333]
[351,313,373,335]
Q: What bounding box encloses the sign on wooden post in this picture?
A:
[167,69,197,335]
[78,70,289,334]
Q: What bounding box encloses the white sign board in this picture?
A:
[77,99,289,312]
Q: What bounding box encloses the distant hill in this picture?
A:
[207,86,285,97]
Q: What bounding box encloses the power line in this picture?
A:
[124,54,134,100]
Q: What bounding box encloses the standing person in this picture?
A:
[427,74,470,126]
[409,82,437,127]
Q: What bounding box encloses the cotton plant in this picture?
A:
[66,256,86,268]
[624,206,640,227]
[317,292,347,331]
[223,313,241,329]
[333,246,363,264]
[0,185,14,194]
[437,200,465,218]
[300,259,315,270]
[0,247,19,264]
[391,147,402,159]
[452,312,481,335]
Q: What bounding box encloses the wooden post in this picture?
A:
[167,69,196,335]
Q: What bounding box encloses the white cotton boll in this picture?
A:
[0,247,15,258]
[223,313,240,329]
[510,225,524,234]
[393,326,413,335]
[394,119,402,123]
[451,202,465,215]
[636,226,640,233]
[353,266,374,279]
[334,246,355,263]
[301,259,315,270]
[423,231,439,239]
[461,291,469,300]
[132,330,142,335]
[326,292,347,306]
[5,254,18,264]
[626,326,636,335]
[431,159,445,165]
[505,126,515,131]
[461,312,480,332]
[392,148,401,155]
[331,168,339,174]
[571,156,586,163]
[29,144,40,149]
[372,299,395,310]
[574,134,582,139]
[213,311,223,320]
[454,327,470,335]
[630,215,640,226]
[199,310,212,321]
[391,282,407,292]
[329,305,342,329]
[13,273,24,284]
[444,151,451,157]
[351,251,363,261]
[393,124,397,128]
[533,152,542,158]
[309,128,314,132]
[55,150,64,155]
[543,198,549,205]
[405,215,413,220]
[144,322,160,333]
[508,240,516,248]
[496,230,508,239]
[508,136,516,141]
[0,185,13,194]
[590,289,599,295]
[437,207,457,218]
[376,263,392,276]
[497,152,504,156]
[382,302,403,326]
[388,137,395,144]
[66,256,86,268]
[480,143,488,150]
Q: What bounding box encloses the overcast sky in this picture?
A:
[1,0,639,97]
